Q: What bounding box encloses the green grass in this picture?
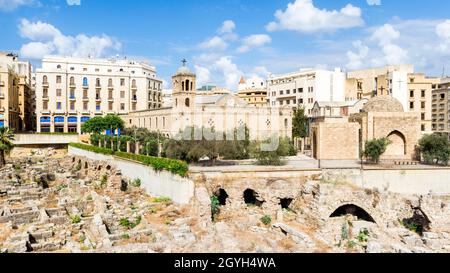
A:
[119,216,142,229]
[153,197,172,203]
[260,215,272,226]
[71,215,81,224]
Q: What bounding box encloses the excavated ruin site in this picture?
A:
[1,149,450,253]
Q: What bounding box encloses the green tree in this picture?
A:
[362,138,391,163]
[81,116,107,134]
[249,136,294,166]
[419,133,450,165]
[103,114,125,132]
[0,127,15,167]
[292,107,309,139]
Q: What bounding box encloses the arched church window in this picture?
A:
[182,81,185,91]
[186,80,190,91]
[185,98,190,107]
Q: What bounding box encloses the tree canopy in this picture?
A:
[419,133,450,165]
[362,138,391,163]
[0,127,15,167]
[292,107,309,139]
[82,115,124,134]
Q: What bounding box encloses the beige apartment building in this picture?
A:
[35,56,163,133]
[0,52,34,131]
[407,73,440,134]
[237,76,268,107]
[432,79,450,138]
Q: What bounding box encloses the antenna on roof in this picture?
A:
[442,66,446,78]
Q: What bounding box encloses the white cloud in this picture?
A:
[199,36,228,51]
[18,19,121,60]
[346,40,369,70]
[266,0,364,33]
[237,34,272,53]
[436,20,450,53]
[213,56,243,90]
[218,20,235,34]
[0,0,38,11]
[194,65,211,86]
[67,0,81,5]
[366,0,381,6]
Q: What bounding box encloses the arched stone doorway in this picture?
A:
[330,204,376,223]
[385,130,406,157]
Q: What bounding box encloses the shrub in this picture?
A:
[71,215,81,224]
[119,216,141,229]
[260,215,272,226]
[362,138,391,163]
[69,143,114,156]
[115,152,188,177]
[153,196,172,203]
[418,133,450,165]
[357,228,370,243]
[131,178,141,187]
[211,195,220,221]
[100,175,108,187]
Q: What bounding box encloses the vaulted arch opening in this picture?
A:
[214,188,229,206]
[243,189,264,207]
[401,209,431,236]
[330,204,376,223]
[385,130,406,157]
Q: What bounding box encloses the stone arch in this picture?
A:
[385,130,406,157]
[279,198,293,209]
[330,204,376,223]
[214,188,229,206]
[243,189,264,207]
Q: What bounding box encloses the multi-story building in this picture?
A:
[407,73,440,134]
[237,76,268,107]
[35,56,163,133]
[346,65,414,111]
[0,52,34,131]
[432,79,450,138]
[267,68,346,115]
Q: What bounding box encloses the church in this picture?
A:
[122,61,293,140]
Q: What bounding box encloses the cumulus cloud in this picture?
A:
[237,34,272,53]
[67,0,81,5]
[194,65,212,86]
[346,40,369,70]
[366,0,381,6]
[0,0,38,11]
[199,36,228,51]
[213,56,243,90]
[218,20,235,34]
[436,20,450,53]
[266,0,364,33]
[18,19,121,60]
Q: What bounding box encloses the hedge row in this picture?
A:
[69,143,188,177]
[115,152,188,177]
[69,142,114,155]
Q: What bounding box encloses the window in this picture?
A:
[96,78,101,87]
[421,113,425,120]
[120,91,125,98]
[70,90,75,99]
[83,90,88,99]
[280,101,283,106]
[132,103,136,111]
[43,75,48,83]
[108,102,113,111]
[108,69,112,73]
[120,79,125,86]
[280,90,284,95]
[96,103,101,111]
[120,103,125,110]
[421,102,425,109]
[441,94,445,99]
[108,79,113,87]
[70,67,74,71]
[298,99,303,104]
[83,102,88,110]
[410,90,414,98]
[299,88,303,93]
[132,79,136,87]
[70,77,75,85]
[57,65,61,69]
[83,77,88,86]
[70,101,75,111]
[421,90,426,98]
[57,102,62,110]
[95,68,99,72]
[56,89,61,97]
[43,88,48,97]
[410,102,414,109]
[56,76,62,84]
[421,125,425,131]
[286,90,290,95]
[83,68,87,71]
[43,101,48,110]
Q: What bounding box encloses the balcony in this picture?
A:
[82,109,90,114]
[96,96,101,102]
[83,97,89,101]
[69,82,76,88]
[108,97,114,102]
[0,107,4,112]
[0,93,4,99]
[108,85,114,90]
[69,95,76,101]
[42,95,49,101]
[42,82,49,87]
[0,81,4,86]
[95,85,102,90]
[131,96,137,102]
[82,84,89,89]
[131,85,137,90]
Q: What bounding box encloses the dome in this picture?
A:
[175,66,195,76]
[362,96,404,113]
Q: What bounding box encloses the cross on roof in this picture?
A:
[181,59,187,66]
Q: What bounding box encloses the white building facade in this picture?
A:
[267,68,346,115]
[35,56,163,133]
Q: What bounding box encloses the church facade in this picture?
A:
[122,63,293,140]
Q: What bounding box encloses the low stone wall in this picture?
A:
[323,168,450,195]
[14,134,80,145]
[68,146,195,204]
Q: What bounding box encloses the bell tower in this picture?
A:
[172,59,196,109]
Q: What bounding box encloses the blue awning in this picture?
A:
[0,121,4,128]
[68,117,78,123]
[54,116,65,123]
[40,117,51,123]
[81,116,90,123]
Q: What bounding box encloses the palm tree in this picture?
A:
[0,127,15,167]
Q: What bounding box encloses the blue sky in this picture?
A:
[1,0,450,90]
